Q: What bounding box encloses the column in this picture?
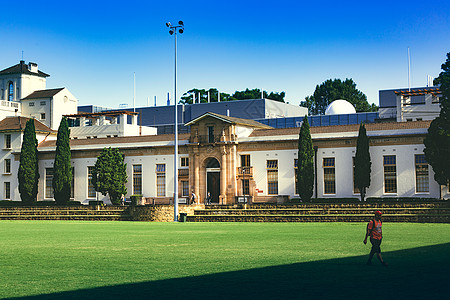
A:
[220,146,227,204]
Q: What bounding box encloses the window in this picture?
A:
[156,164,166,196]
[208,126,214,143]
[28,102,35,107]
[383,155,397,193]
[352,157,360,194]
[294,159,298,195]
[8,82,13,101]
[5,134,11,149]
[4,182,10,199]
[4,159,11,174]
[45,168,54,199]
[133,164,142,195]
[241,155,251,167]
[87,166,96,198]
[180,157,189,167]
[71,167,74,199]
[323,158,336,194]
[41,113,46,120]
[40,101,46,106]
[267,160,278,195]
[415,154,429,193]
[182,180,189,197]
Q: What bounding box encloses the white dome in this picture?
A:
[324,99,356,115]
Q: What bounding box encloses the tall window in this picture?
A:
[352,157,360,194]
[242,179,250,195]
[87,166,96,198]
[241,154,251,195]
[267,160,278,195]
[8,82,13,101]
[182,180,189,197]
[5,134,11,149]
[4,159,11,174]
[323,158,336,194]
[415,154,429,193]
[71,167,75,199]
[294,159,298,195]
[180,157,189,167]
[4,182,10,199]
[156,164,166,196]
[45,168,54,199]
[383,155,397,193]
[241,155,250,167]
[208,126,214,143]
[133,164,142,195]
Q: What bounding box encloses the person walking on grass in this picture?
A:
[364,210,388,266]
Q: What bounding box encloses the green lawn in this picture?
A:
[0,221,449,299]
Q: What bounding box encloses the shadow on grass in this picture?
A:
[13,243,449,300]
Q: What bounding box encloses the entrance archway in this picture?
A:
[205,158,220,204]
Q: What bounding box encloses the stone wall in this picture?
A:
[127,205,204,222]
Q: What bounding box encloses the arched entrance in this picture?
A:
[205,158,220,204]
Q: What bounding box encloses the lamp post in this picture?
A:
[166,21,184,222]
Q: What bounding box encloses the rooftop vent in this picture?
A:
[28,62,38,73]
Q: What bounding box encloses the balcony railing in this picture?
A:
[237,166,253,177]
[178,168,189,177]
[0,100,20,109]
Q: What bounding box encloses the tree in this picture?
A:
[302,78,377,115]
[180,88,286,104]
[232,88,285,102]
[18,119,39,204]
[424,52,450,188]
[53,117,72,205]
[297,116,314,201]
[354,123,371,202]
[92,147,127,205]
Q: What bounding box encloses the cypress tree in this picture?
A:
[18,119,39,204]
[297,116,314,201]
[53,117,72,205]
[355,123,371,201]
[92,147,127,205]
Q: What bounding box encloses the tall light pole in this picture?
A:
[166,20,184,222]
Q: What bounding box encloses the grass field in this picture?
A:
[0,221,449,299]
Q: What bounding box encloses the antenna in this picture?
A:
[154,96,157,107]
[133,72,136,112]
[21,50,24,61]
[407,47,411,91]
[147,96,149,107]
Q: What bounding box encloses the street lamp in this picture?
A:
[167,20,184,222]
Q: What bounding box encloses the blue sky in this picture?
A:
[1,0,449,108]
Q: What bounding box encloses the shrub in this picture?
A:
[88,200,104,206]
[130,195,142,206]
[0,200,24,207]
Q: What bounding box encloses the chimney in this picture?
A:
[28,62,38,73]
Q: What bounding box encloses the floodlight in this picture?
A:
[179,28,184,34]
[169,30,174,35]
[178,21,184,26]
[166,22,171,27]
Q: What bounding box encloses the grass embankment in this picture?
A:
[0,221,448,299]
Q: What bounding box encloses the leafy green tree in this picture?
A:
[18,119,39,204]
[424,52,450,187]
[53,117,72,205]
[354,123,371,202]
[181,88,286,104]
[92,147,127,205]
[297,116,314,201]
[232,88,285,102]
[302,78,377,115]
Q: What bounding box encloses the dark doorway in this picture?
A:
[207,172,220,204]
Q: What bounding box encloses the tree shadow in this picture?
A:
[12,243,449,300]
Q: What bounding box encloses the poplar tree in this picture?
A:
[18,119,39,204]
[297,116,314,201]
[92,147,127,205]
[355,123,371,201]
[53,117,72,205]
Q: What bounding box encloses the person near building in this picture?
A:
[191,191,197,205]
[206,192,211,205]
[364,211,388,266]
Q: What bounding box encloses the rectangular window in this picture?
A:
[4,159,11,174]
[323,158,336,194]
[180,157,189,167]
[41,113,46,120]
[383,155,397,193]
[294,159,298,195]
[87,166,96,198]
[182,180,189,197]
[208,126,214,143]
[4,182,10,199]
[71,167,74,199]
[40,101,46,106]
[352,157,360,194]
[45,168,54,199]
[415,154,429,193]
[156,164,166,196]
[241,155,251,167]
[5,134,11,149]
[28,102,35,107]
[133,164,142,195]
[267,160,278,195]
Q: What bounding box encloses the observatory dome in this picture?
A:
[324,99,356,115]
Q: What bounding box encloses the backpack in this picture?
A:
[367,219,382,236]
